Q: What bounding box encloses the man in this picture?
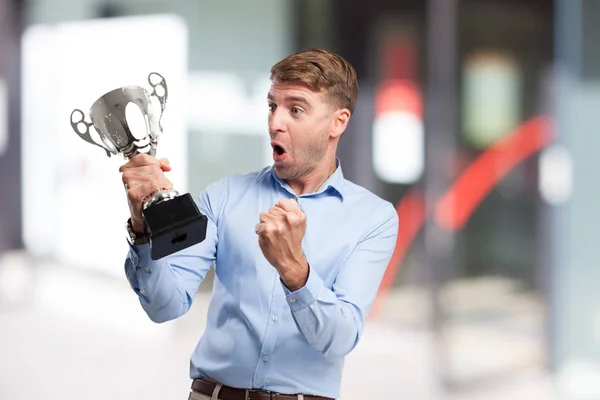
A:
[120,49,398,400]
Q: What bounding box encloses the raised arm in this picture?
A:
[282,204,398,358]
[121,154,224,323]
[256,198,398,358]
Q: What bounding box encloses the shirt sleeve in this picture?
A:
[124,179,226,323]
[281,201,399,358]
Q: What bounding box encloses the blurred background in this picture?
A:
[0,0,598,399]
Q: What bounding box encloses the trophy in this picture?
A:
[70,72,208,260]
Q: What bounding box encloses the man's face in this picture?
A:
[267,83,333,181]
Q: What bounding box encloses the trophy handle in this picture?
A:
[70,109,113,158]
[148,72,168,112]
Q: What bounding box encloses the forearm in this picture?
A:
[284,268,362,359]
[125,244,191,323]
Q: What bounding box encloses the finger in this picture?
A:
[122,164,164,180]
[131,153,160,166]
[122,168,170,191]
[119,154,161,172]
[159,158,172,172]
[255,223,264,235]
[275,198,300,212]
[268,206,286,216]
[259,211,275,224]
[255,222,276,236]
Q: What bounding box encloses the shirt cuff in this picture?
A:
[282,265,323,312]
[128,242,152,269]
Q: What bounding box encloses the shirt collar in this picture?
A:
[271,158,345,201]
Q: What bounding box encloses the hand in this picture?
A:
[256,199,309,291]
[119,154,173,232]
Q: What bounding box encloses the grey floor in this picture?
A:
[0,251,557,400]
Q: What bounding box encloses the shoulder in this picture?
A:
[198,166,272,211]
[343,179,396,215]
[202,166,271,193]
[198,167,270,217]
[209,165,272,194]
[341,179,399,235]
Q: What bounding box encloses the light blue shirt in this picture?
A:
[124,161,398,399]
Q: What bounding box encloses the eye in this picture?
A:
[291,107,303,115]
[268,103,276,112]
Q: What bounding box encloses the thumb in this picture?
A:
[159,158,171,171]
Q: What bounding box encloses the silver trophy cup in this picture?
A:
[70,72,207,260]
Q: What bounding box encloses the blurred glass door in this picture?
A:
[438,0,554,387]
[327,0,555,390]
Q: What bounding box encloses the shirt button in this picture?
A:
[139,289,145,295]
[289,298,296,303]
[263,355,269,362]
[272,316,278,322]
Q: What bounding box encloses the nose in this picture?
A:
[268,108,286,134]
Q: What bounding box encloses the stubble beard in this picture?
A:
[277,132,329,181]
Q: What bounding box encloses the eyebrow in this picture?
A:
[267,94,311,107]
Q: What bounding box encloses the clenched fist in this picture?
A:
[255,199,309,291]
[119,154,173,232]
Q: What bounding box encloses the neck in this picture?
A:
[287,155,337,196]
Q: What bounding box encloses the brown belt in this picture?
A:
[191,378,335,400]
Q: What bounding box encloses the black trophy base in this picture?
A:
[142,192,208,260]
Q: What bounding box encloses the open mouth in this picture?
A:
[271,143,288,163]
[273,144,285,156]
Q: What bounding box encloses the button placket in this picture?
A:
[297,198,307,248]
[252,273,284,389]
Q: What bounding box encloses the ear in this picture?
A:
[330,108,351,140]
